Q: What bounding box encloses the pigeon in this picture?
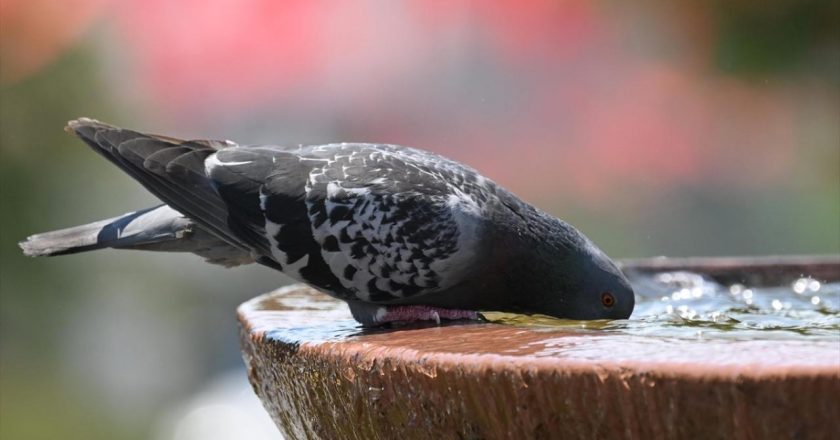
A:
[20,118,635,325]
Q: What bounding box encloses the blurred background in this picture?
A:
[1,1,838,438]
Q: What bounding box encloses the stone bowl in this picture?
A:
[238,256,840,439]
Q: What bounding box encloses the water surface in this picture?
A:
[486,272,840,341]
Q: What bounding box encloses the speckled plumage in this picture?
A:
[203,142,491,305]
[20,119,635,325]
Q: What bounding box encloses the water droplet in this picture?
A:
[658,273,673,283]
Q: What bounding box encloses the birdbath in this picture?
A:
[238,256,840,439]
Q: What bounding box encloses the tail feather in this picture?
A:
[20,205,175,256]
[19,205,254,267]
[20,220,113,257]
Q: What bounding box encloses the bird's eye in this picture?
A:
[601,292,615,308]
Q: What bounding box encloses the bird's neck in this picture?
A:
[484,191,585,309]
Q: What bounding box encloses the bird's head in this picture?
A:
[492,192,635,321]
[512,227,635,321]
[549,238,635,320]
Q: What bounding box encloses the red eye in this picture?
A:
[601,292,615,308]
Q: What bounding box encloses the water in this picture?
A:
[484,272,840,341]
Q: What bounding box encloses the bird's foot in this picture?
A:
[346,301,482,327]
[376,305,480,326]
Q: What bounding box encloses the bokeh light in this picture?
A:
[1,1,838,438]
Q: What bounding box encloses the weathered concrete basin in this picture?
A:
[239,256,840,439]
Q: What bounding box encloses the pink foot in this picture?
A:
[377,305,480,325]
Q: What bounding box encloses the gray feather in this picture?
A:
[19,205,253,267]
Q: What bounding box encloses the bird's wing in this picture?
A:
[203,145,337,280]
[259,143,491,302]
[69,119,491,300]
[67,118,277,267]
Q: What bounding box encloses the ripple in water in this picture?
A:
[485,273,840,341]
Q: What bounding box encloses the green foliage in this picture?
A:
[713,0,840,77]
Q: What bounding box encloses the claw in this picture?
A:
[375,305,479,325]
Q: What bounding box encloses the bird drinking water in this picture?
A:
[20,119,634,325]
